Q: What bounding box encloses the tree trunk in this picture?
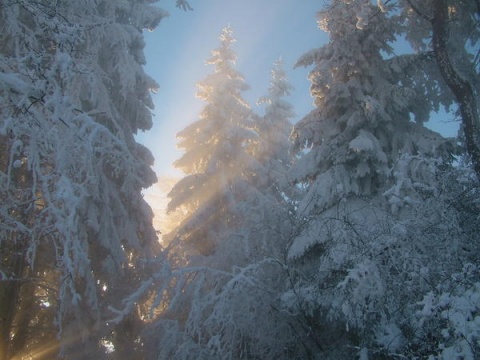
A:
[0,136,39,360]
[0,237,27,360]
[8,276,36,358]
[432,0,480,181]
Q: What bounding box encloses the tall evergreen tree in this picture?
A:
[165,26,258,257]
[145,30,305,360]
[281,1,478,358]
[0,1,174,357]
[256,58,295,200]
[289,0,453,216]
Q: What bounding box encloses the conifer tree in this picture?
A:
[256,58,295,200]
[281,1,476,358]
[289,0,453,216]
[165,26,258,257]
[0,1,169,357]
[146,30,306,360]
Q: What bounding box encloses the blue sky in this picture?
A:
[138,0,324,176]
[138,0,458,178]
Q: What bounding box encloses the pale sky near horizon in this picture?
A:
[137,0,459,180]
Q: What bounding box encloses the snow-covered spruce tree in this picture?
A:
[0,0,179,358]
[255,58,295,197]
[289,0,456,216]
[144,30,304,360]
[281,1,478,358]
[164,26,259,258]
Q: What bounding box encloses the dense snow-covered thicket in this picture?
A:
[0,0,177,358]
[148,1,480,359]
[2,0,479,359]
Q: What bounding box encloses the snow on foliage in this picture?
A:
[144,28,303,359]
[164,26,259,254]
[255,58,295,197]
[3,0,478,358]
[0,0,165,357]
[415,263,480,360]
[145,1,479,358]
[284,0,480,358]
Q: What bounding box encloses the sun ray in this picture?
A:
[10,340,59,360]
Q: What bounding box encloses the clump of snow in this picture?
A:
[349,130,375,152]
[375,322,404,352]
[377,0,387,13]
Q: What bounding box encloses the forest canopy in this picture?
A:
[1,1,479,359]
